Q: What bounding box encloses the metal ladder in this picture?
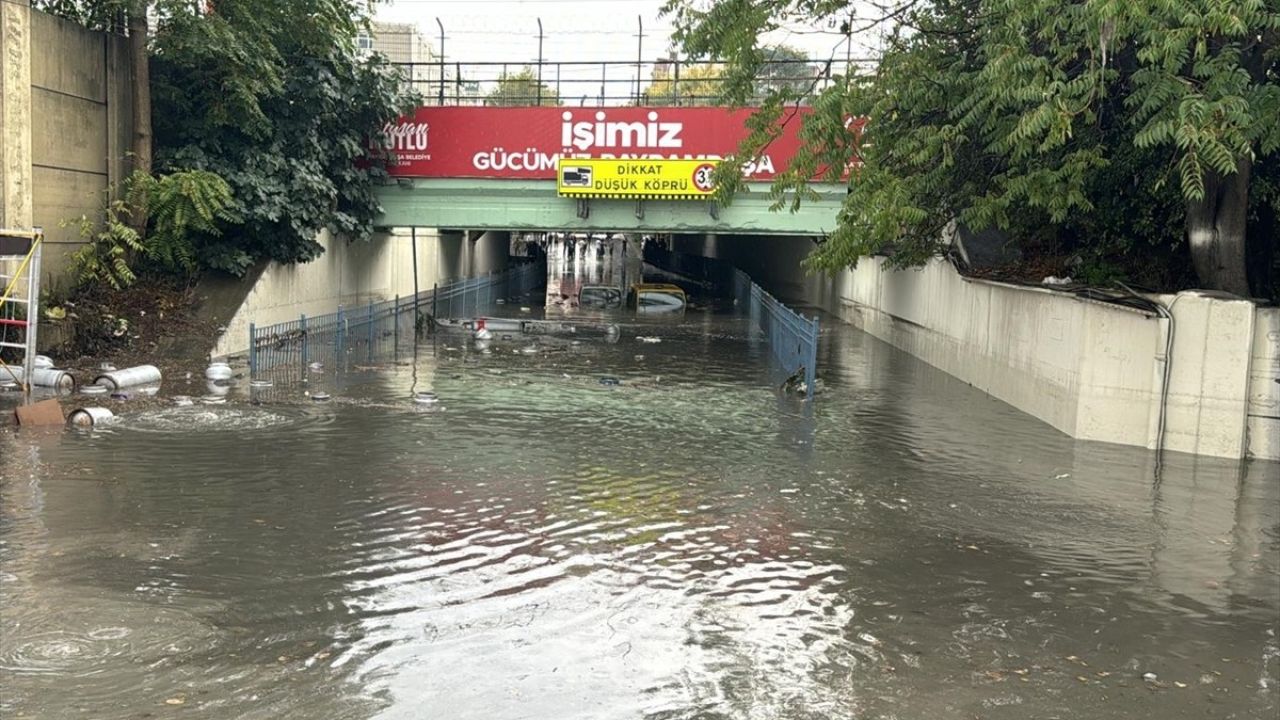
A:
[0,229,44,394]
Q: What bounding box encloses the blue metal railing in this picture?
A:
[645,246,819,399]
[248,261,545,378]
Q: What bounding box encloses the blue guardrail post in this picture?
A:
[248,322,257,377]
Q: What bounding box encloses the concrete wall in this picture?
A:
[678,235,1277,461]
[835,257,1277,461]
[211,229,510,358]
[1,5,133,284]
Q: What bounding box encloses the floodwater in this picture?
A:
[2,246,1278,719]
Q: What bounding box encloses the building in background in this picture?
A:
[359,22,483,105]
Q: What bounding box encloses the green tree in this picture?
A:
[641,62,727,105]
[664,0,1280,296]
[757,45,821,100]
[39,0,417,276]
[485,67,560,106]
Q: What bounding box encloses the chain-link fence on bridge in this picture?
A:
[390,58,860,107]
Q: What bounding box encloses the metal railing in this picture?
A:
[645,246,819,399]
[247,261,545,378]
[392,58,851,107]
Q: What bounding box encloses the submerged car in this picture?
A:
[578,284,624,309]
[628,283,687,313]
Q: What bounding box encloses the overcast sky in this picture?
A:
[374,0,884,66]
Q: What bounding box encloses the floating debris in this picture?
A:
[205,362,233,380]
[199,395,226,405]
[94,365,162,391]
[172,396,194,406]
[67,407,114,428]
[249,379,273,388]
[80,383,109,396]
[413,391,439,405]
[599,377,621,386]
[636,336,662,344]
[309,392,332,402]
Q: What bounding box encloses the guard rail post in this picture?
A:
[300,314,308,379]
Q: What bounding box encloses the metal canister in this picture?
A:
[1,366,75,390]
[33,355,54,369]
[205,362,233,380]
[67,407,114,428]
[94,365,162,391]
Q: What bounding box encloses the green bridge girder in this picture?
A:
[374,179,844,235]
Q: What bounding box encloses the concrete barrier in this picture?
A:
[210,228,511,357]
[835,256,1278,461]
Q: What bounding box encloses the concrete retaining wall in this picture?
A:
[836,257,1278,461]
[1,5,133,283]
[211,229,510,357]
[683,234,1277,461]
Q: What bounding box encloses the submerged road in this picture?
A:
[1,248,1277,719]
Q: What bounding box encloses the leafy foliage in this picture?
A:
[132,169,237,275]
[68,199,145,291]
[664,0,1280,294]
[641,46,820,106]
[67,169,236,289]
[642,63,727,105]
[485,67,560,106]
[40,0,417,277]
[148,1,417,275]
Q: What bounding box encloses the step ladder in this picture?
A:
[0,229,44,394]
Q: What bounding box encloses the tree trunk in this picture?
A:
[1185,155,1251,296]
[127,7,151,176]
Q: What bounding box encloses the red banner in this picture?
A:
[380,106,812,181]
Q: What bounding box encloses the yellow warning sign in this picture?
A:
[556,158,718,199]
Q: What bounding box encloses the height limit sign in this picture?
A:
[692,163,716,193]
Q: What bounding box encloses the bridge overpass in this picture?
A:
[371,106,843,236]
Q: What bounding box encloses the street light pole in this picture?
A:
[536,18,545,105]
[435,17,445,104]
[635,15,644,103]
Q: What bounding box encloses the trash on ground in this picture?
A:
[94,365,162,391]
[14,399,65,426]
[172,396,194,406]
[205,362,233,380]
[3,366,75,390]
[68,407,114,428]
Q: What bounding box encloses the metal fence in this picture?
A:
[247,261,545,379]
[645,246,819,399]
[394,58,859,107]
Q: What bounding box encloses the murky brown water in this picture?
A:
[2,252,1278,719]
